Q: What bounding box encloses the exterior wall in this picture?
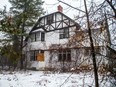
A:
[27,27,75,50]
[25,28,75,70]
[25,29,108,70]
[25,46,108,70]
[24,12,108,70]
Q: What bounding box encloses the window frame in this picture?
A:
[36,32,41,41]
[41,32,45,41]
[58,50,71,62]
[30,50,44,61]
[59,28,69,39]
[30,32,45,42]
[30,50,39,61]
[30,33,36,42]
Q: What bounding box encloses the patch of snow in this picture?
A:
[0,71,113,87]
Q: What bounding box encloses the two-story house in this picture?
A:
[24,5,109,70]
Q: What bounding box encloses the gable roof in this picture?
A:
[25,11,80,41]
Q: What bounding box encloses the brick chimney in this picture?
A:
[58,5,63,12]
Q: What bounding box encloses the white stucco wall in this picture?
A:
[24,12,108,70]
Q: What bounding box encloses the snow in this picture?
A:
[0,71,113,87]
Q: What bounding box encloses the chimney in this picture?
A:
[58,5,63,12]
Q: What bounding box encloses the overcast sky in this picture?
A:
[0,0,11,10]
[0,0,103,19]
[0,0,86,19]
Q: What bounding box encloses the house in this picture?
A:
[24,5,109,71]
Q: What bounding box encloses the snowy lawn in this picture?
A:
[0,70,112,87]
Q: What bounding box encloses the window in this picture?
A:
[84,48,91,56]
[30,50,44,61]
[30,32,45,42]
[47,15,53,25]
[36,32,40,41]
[30,50,39,61]
[95,47,100,53]
[30,51,34,61]
[37,50,44,61]
[58,50,71,62]
[30,33,35,42]
[59,28,69,39]
[95,47,100,56]
[41,32,45,41]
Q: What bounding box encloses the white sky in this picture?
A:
[0,0,105,18]
[43,0,86,18]
[0,0,11,10]
[0,0,86,19]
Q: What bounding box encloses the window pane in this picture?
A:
[67,53,71,61]
[41,32,45,41]
[63,53,66,61]
[36,32,40,41]
[58,50,71,62]
[64,28,69,33]
[65,33,69,38]
[40,50,44,53]
[47,15,53,25]
[58,53,62,61]
[30,56,34,61]
[31,34,35,42]
[60,34,64,39]
[59,28,69,39]
[84,49,90,56]
[30,51,35,61]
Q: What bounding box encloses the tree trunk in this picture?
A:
[84,0,99,87]
[20,24,25,70]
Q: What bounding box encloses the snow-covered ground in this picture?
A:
[0,70,114,87]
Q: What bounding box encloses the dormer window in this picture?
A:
[47,15,53,25]
[59,28,69,39]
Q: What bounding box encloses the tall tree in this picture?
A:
[0,7,22,70]
[9,0,44,69]
[0,0,44,70]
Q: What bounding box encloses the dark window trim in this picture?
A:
[30,50,37,61]
[59,28,69,39]
[30,50,44,61]
[41,32,45,41]
[30,32,45,42]
[47,15,54,25]
[35,32,41,41]
[58,50,71,62]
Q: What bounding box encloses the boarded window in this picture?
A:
[58,50,71,62]
[37,50,44,61]
[37,53,44,61]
